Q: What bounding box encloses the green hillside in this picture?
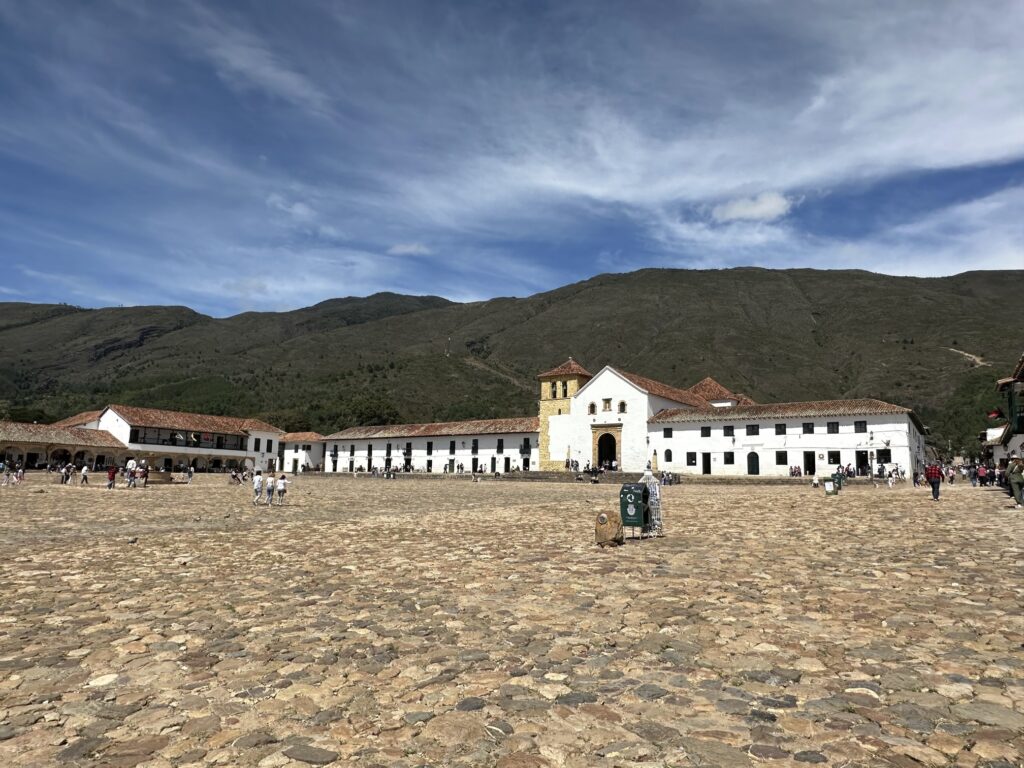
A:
[1,268,1019,456]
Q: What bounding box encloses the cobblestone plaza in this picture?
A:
[1,478,1021,766]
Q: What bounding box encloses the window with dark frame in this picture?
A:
[828,450,841,464]
[723,425,734,437]
[254,438,261,452]
[664,449,673,462]
[776,450,787,465]
[855,420,867,433]
[746,424,759,436]
[497,438,504,454]
[700,426,711,437]
[663,427,673,438]
[803,422,814,434]
[449,440,456,454]
[426,441,433,455]
[686,452,697,466]
[724,451,735,464]
[827,422,839,434]
[775,423,786,435]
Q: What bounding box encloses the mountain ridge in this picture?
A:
[1,268,1020,456]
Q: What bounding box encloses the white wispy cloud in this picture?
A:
[387,243,432,256]
[712,192,794,223]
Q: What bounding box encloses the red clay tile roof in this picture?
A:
[652,398,924,431]
[326,417,539,441]
[538,357,593,380]
[686,376,746,403]
[281,432,325,442]
[51,410,104,428]
[107,405,283,436]
[0,421,126,449]
[616,370,709,409]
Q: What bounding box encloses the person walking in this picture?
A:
[924,460,943,502]
[252,470,263,505]
[265,474,275,505]
[1006,453,1024,509]
[80,465,89,485]
[186,465,194,484]
[275,474,289,505]
[106,465,117,490]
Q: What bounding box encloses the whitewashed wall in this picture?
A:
[322,432,538,473]
[281,441,325,473]
[648,413,923,477]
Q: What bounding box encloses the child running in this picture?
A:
[252,470,263,505]
[275,474,289,505]
[265,474,275,505]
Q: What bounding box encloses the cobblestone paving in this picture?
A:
[0,477,1021,767]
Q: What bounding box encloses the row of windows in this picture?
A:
[587,399,627,415]
[332,438,532,456]
[665,420,869,438]
[663,448,894,465]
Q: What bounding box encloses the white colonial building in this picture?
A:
[322,418,538,474]
[53,405,283,471]
[536,359,925,476]
[279,432,326,474]
[313,358,926,478]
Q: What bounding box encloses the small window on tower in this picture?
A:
[618,401,626,413]
[549,381,556,399]
[561,381,568,398]
[602,399,612,412]
[588,402,596,415]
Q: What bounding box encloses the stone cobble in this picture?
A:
[0,477,1020,767]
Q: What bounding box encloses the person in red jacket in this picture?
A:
[924,461,943,501]
[106,465,117,490]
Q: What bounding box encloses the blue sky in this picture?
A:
[1,1,1022,315]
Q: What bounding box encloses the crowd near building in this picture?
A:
[1,357,941,479]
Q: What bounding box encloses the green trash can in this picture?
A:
[619,483,650,530]
[831,471,844,491]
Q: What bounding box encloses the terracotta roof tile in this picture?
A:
[51,410,104,428]
[538,357,593,379]
[281,432,325,442]
[0,421,126,449]
[107,405,283,436]
[326,416,539,441]
[616,370,710,409]
[686,376,743,403]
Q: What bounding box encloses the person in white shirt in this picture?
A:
[275,475,289,505]
[80,465,89,485]
[252,471,263,505]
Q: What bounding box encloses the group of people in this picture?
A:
[251,470,289,505]
[0,461,25,486]
[921,454,1024,507]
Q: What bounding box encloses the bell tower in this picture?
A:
[537,357,592,470]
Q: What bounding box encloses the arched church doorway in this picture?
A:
[597,433,617,469]
[747,452,760,475]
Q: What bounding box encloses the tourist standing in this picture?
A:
[80,465,89,485]
[106,465,117,490]
[187,465,194,484]
[1006,454,1024,509]
[924,460,943,502]
[252,470,263,505]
